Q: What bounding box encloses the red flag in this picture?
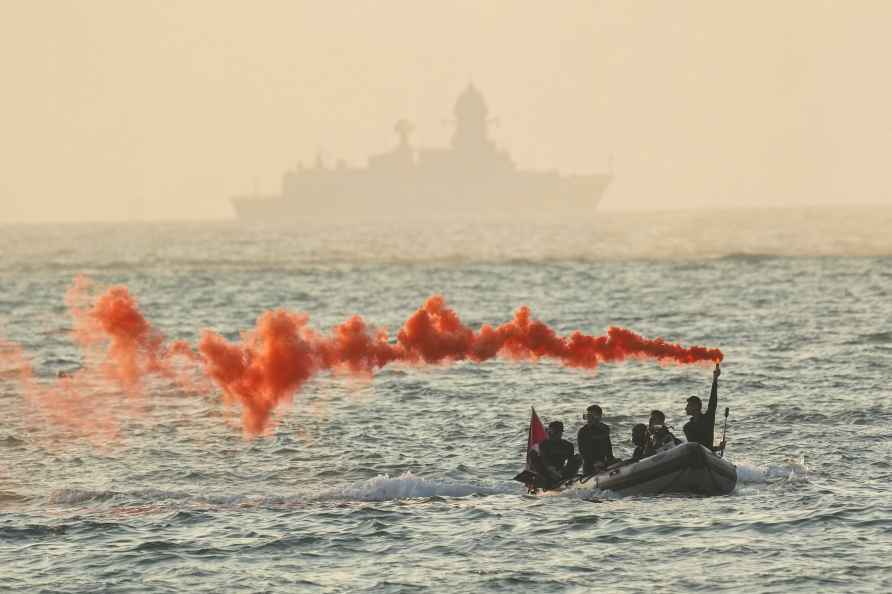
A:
[513,407,547,486]
[526,407,547,467]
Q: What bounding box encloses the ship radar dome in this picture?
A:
[454,84,488,120]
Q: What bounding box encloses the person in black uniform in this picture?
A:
[533,420,581,489]
[683,363,726,452]
[630,423,648,462]
[577,404,618,475]
[644,410,681,457]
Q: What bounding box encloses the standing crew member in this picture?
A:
[577,404,618,475]
[683,363,726,452]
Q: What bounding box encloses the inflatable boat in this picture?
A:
[569,442,737,496]
[513,408,737,497]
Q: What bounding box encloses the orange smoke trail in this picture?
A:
[200,295,723,435]
[392,296,724,367]
[1,278,207,443]
[1,338,120,443]
[62,276,206,395]
[6,278,724,439]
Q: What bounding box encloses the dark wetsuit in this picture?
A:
[578,421,617,474]
[644,426,680,457]
[533,438,580,488]
[684,375,718,449]
[631,445,645,463]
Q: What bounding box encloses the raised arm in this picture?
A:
[707,363,720,416]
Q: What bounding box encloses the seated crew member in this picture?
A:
[630,423,648,462]
[533,420,581,488]
[644,410,681,457]
[577,404,619,475]
[684,363,726,452]
[603,424,649,470]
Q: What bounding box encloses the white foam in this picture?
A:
[734,463,769,483]
[735,455,809,484]
[549,482,615,501]
[316,471,519,502]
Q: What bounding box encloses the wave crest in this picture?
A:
[315,472,518,502]
[736,457,809,484]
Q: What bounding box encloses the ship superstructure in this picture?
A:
[231,85,611,220]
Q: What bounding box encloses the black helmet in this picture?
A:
[584,404,603,419]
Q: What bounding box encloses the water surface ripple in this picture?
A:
[1,216,890,593]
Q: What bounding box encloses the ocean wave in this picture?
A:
[856,331,892,344]
[128,488,193,502]
[0,524,68,540]
[44,476,518,509]
[131,539,178,552]
[47,486,199,507]
[0,490,28,504]
[315,472,519,502]
[1,435,26,448]
[47,488,120,505]
[546,482,614,501]
[735,457,809,484]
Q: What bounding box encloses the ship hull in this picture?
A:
[231,173,611,222]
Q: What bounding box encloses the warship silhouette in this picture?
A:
[231,85,612,220]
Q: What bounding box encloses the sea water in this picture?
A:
[1,209,890,593]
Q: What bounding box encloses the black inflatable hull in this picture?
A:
[588,443,737,496]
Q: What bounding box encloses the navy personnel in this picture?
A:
[630,423,648,462]
[644,410,681,456]
[577,404,618,475]
[684,363,726,452]
[533,420,581,488]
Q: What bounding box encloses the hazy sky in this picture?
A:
[1,1,890,222]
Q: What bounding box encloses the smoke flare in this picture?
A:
[3,278,724,438]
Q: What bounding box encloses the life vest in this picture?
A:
[648,426,680,453]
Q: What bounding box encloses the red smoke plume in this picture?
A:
[4,278,724,439]
[1,337,120,443]
[200,295,722,434]
[2,277,206,443]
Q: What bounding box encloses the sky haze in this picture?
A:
[1,1,890,222]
